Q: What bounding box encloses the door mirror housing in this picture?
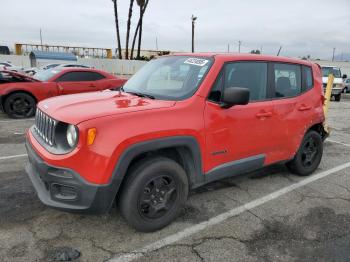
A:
[221,87,250,108]
[342,74,347,79]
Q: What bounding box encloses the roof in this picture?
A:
[29,51,77,61]
[171,53,314,66]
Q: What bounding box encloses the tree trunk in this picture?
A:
[130,0,149,60]
[136,5,143,59]
[125,0,135,59]
[112,0,123,59]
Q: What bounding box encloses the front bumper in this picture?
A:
[324,88,342,96]
[25,140,117,214]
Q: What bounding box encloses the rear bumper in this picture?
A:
[25,140,117,214]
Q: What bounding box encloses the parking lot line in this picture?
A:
[0,154,27,161]
[327,139,350,147]
[109,161,350,262]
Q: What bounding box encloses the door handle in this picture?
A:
[89,84,96,88]
[298,104,312,111]
[256,111,273,118]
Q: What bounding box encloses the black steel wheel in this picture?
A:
[138,175,178,219]
[287,130,323,176]
[119,157,188,232]
[4,93,36,119]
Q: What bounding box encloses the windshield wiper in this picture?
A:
[128,92,156,100]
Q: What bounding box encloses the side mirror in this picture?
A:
[342,74,347,79]
[221,87,250,108]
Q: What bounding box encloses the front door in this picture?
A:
[204,61,278,175]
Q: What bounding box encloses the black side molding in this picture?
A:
[205,154,265,183]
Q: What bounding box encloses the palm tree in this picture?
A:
[130,0,149,60]
[111,0,123,59]
[125,0,135,59]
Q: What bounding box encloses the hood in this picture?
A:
[37,91,176,125]
[1,70,40,82]
[322,76,343,84]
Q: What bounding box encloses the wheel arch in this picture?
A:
[109,136,204,208]
[1,90,38,109]
[308,122,327,140]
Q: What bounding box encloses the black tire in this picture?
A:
[118,157,189,232]
[4,92,36,119]
[287,130,323,176]
[334,94,341,102]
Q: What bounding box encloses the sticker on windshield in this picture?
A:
[184,58,209,67]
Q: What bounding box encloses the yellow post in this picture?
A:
[323,74,334,134]
[106,49,113,59]
[15,43,23,55]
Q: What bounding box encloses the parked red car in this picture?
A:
[26,54,326,232]
[0,68,126,118]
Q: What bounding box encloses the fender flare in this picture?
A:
[101,136,204,212]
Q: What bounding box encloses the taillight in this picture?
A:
[321,95,326,105]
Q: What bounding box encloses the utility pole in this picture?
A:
[238,41,242,53]
[227,43,230,53]
[332,47,336,62]
[156,37,158,51]
[40,28,43,50]
[191,15,197,53]
[260,45,263,54]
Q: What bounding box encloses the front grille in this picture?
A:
[34,109,57,146]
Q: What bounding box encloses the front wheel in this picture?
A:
[4,93,36,119]
[118,157,189,232]
[334,94,341,102]
[287,130,323,176]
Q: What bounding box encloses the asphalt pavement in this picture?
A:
[1,97,350,262]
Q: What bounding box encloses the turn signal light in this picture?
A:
[87,128,97,145]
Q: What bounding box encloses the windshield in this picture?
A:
[34,68,62,81]
[322,67,341,78]
[123,56,213,100]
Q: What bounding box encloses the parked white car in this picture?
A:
[24,63,91,75]
[344,78,350,93]
[321,66,347,101]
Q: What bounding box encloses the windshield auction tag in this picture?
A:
[184,58,209,67]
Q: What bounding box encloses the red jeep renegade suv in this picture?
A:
[25,54,326,232]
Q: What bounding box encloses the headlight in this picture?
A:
[66,124,78,148]
[334,83,344,89]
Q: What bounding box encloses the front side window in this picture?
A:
[123,56,213,100]
[34,68,63,81]
[208,62,268,102]
[56,72,105,82]
[274,63,301,98]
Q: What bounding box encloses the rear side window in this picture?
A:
[57,72,105,82]
[302,66,313,91]
[208,62,268,102]
[273,63,301,98]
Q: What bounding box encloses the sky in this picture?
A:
[1,0,350,60]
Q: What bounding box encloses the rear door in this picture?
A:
[55,71,106,95]
[204,61,280,173]
[271,63,316,160]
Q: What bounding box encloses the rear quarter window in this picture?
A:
[302,66,314,92]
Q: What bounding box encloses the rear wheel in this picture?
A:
[287,130,323,176]
[4,93,36,119]
[119,157,188,232]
